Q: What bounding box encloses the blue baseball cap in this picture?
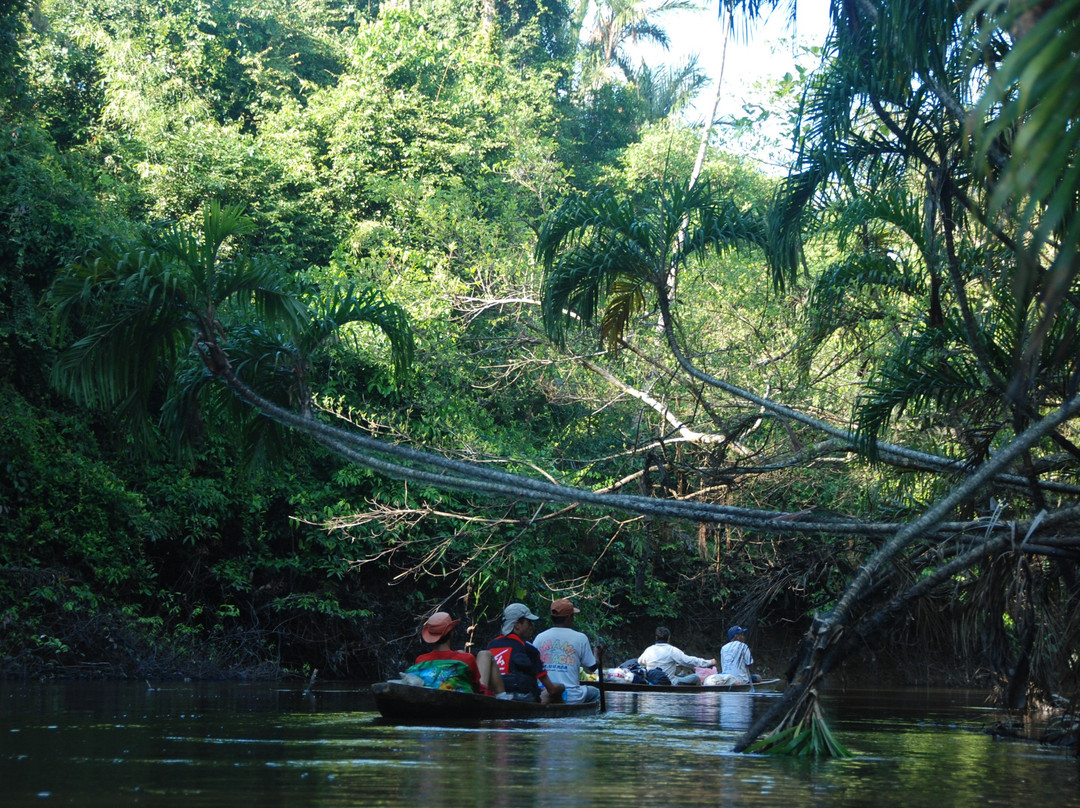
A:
[727,625,748,640]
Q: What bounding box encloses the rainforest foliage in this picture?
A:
[2,0,1078,740]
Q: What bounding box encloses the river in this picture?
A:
[2,681,1076,807]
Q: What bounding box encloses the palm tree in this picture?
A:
[49,203,303,424]
[48,202,414,454]
[629,56,709,121]
[577,0,701,92]
[537,179,766,349]
[538,1,1080,755]
[536,178,1011,476]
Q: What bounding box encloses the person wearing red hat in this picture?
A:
[407,611,506,695]
[532,598,600,704]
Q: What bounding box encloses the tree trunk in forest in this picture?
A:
[480,0,496,41]
[1006,629,1034,711]
[666,7,730,304]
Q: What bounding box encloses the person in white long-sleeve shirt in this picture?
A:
[637,627,716,686]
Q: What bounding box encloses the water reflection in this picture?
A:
[603,689,761,731]
[718,692,755,730]
[1,682,1077,808]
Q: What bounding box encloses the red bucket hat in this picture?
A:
[421,611,460,643]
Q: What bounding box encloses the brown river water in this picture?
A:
[2,681,1077,807]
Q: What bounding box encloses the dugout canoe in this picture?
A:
[371,680,602,723]
[599,677,781,694]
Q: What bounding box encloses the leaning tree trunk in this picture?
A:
[733,393,1080,753]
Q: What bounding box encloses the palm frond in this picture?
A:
[808,251,923,323]
[48,243,193,412]
[310,283,416,382]
[216,253,307,336]
[538,182,766,346]
[538,190,661,345]
[630,56,708,119]
[765,163,826,288]
[158,358,218,463]
[599,278,649,349]
[855,318,1006,459]
[200,200,256,250]
[830,186,930,258]
[746,688,851,758]
[543,238,655,346]
[969,0,1080,243]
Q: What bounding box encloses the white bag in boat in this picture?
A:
[703,673,742,687]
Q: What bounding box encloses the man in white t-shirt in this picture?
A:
[638,626,716,685]
[719,625,758,684]
[532,598,600,703]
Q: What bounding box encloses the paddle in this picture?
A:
[596,645,606,713]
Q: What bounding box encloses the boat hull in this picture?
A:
[600,677,781,694]
[371,681,602,722]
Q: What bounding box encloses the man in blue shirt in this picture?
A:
[719,625,759,684]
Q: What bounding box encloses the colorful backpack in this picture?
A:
[402,659,474,692]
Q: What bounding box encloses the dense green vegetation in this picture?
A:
[1,0,782,680]
[1,0,1078,752]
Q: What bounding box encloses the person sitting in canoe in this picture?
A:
[486,602,565,703]
[533,598,601,704]
[718,625,760,685]
[637,626,717,686]
[405,611,506,696]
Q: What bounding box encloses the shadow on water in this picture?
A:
[1,681,1076,808]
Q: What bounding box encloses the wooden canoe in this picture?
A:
[599,677,781,694]
[371,681,602,723]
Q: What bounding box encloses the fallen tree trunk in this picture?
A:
[734,395,1080,753]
